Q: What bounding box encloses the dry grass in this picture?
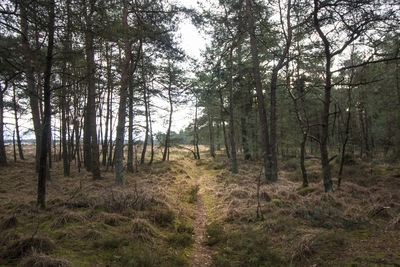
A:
[19,252,70,267]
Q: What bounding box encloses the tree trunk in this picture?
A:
[20,4,41,171]
[246,0,272,181]
[0,87,6,166]
[37,0,55,208]
[103,45,112,166]
[13,86,24,160]
[313,0,333,192]
[218,87,230,159]
[163,83,173,161]
[114,0,132,185]
[83,0,100,179]
[208,112,216,158]
[228,46,238,173]
[141,74,149,164]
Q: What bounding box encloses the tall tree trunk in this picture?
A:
[37,0,55,208]
[114,0,132,185]
[141,75,149,164]
[20,4,41,171]
[246,0,272,181]
[13,86,24,160]
[313,0,333,192]
[103,45,112,166]
[0,86,6,166]
[228,46,238,173]
[83,0,100,179]
[148,96,154,165]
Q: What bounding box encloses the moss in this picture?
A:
[93,236,129,250]
[271,198,281,205]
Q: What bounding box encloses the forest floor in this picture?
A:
[0,145,400,266]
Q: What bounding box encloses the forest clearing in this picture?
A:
[0,145,400,266]
[1,0,400,266]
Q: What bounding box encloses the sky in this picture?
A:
[2,0,208,141]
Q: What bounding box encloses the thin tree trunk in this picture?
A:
[37,0,55,208]
[20,4,41,171]
[163,83,173,161]
[13,86,24,160]
[141,64,149,164]
[114,0,132,185]
[218,87,230,158]
[0,86,7,166]
[103,45,111,166]
[228,46,238,173]
[208,113,216,158]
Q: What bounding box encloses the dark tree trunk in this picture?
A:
[83,0,100,179]
[246,0,272,181]
[228,46,238,173]
[12,85,24,160]
[0,87,6,166]
[37,0,55,208]
[20,4,41,171]
[194,99,200,160]
[218,88,230,159]
[114,0,132,185]
[103,45,112,166]
[148,97,154,165]
[141,75,149,164]
[313,0,333,192]
[208,113,216,158]
[163,84,173,161]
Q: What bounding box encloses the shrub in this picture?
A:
[2,236,56,259]
[167,232,193,247]
[206,222,225,246]
[188,184,200,203]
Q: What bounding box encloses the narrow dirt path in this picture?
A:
[190,170,214,266]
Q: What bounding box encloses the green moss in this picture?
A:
[271,199,281,205]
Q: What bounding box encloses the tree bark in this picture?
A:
[114,0,132,185]
[0,86,6,166]
[163,77,173,162]
[245,0,272,181]
[20,4,41,171]
[313,0,333,192]
[228,46,238,173]
[37,0,55,208]
[13,85,24,160]
[83,0,100,179]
